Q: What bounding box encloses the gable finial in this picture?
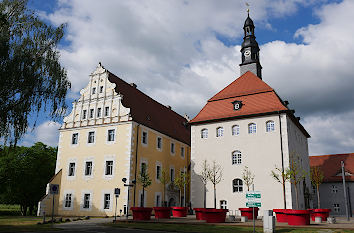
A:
[246,2,250,16]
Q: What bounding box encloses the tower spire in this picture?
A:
[239,11,262,79]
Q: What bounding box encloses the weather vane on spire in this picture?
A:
[245,2,250,15]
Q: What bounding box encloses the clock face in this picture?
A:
[244,50,251,57]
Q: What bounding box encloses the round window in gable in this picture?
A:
[232,101,243,111]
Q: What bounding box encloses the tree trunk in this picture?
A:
[203,184,206,208]
[294,183,299,209]
[282,175,287,209]
[214,184,216,209]
[142,187,145,207]
[162,184,165,207]
[317,184,321,208]
[179,189,182,207]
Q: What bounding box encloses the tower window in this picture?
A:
[248,123,256,134]
[233,179,243,192]
[88,131,95,143]
[97,108,102,118]
[72,133,78,145]
[100,86,104,93]
[216,127,224,137]
[266,121,275,132]
[90,109,94,118]
[82,110,87,119]
[92,87,96,94]
[105,106,110,116]
[201,129,208,139]
[108,129,115,142]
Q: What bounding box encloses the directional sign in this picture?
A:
[246,191,261,207]
[246,191,261,199]
[49,184,59,195]
[246,202,261,207]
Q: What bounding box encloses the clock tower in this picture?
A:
[240,12,262,79]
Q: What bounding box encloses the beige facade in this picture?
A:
[38,64,190,216]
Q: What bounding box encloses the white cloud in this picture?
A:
[21,121,61,147]
[33,0,354,155]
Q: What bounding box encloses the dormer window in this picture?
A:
[232,101,243,111]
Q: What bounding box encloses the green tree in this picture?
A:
[0,142,57,215]
[137,164,152,208]
[174,171,190,207]
[271,165,290,209]
[208,160,222,209]
[242,166,255,191]
[158,169,170,207]
[310,166,324,208]
[0,0,70,145]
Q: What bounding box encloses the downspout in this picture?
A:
[133,123,140,207]
[279,113,286,209]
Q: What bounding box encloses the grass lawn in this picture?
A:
[109,221,354,233]
[0,216,57,232]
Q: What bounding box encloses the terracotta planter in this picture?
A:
[193,208,206,220]
[130,207,153,220]
[273,209,288,222]
[172,207,188,217]
[286,210,311,225]
[203,208,229,223]
[239,207,259,220]
[153,207,171,219]
[311,209,331,221]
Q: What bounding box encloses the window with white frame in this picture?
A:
[232,125,240,136]
[142,131,148,144]
[100,86,104,93]
[141,162,147,174]
[68,163,75,176]
[64,193,72,208]
[170,168,175,182]
[170,142,175,154]
[201,129,208,139]
[92,87,96,94]
[266,121,275,132]
[157,137,162,150]
[104,194,110,209]
[72,133,78,144]
[233,179,243,192]
[105,161,113,175]
[156,165,161,180]
[97,108,102,118]
[90,109,94,118]
[88,131,95,143]
[248,123,256,134]
[181,147,185,158]
[105,106,110,116]
[107,129,115,142]
[216,127,224,137]
[333,203,340,213]
[82,110,87,119]
[155,194,161,207]
[220,200,227,209]
[232,151,242,165]
[331,185,338,193]
[83,193,90,208]
[85,161,92,176]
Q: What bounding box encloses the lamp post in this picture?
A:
[122,178,136,219]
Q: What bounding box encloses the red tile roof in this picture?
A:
[190,71,288,124]
[310,153,354,182]
[108,72,190,145]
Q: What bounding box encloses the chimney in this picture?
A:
[166,105,172,110]
[130,83,137,88]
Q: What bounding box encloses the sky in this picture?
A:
[20,0,354,156]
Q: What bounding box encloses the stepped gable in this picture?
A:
[190,71,288,124]
[310,153,354,182]
[108,72,190,145]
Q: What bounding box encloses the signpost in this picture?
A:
[114,188,120,222]
[246,191,261,233]
[49,184,59,223]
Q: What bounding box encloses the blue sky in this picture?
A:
[19,0,354,156]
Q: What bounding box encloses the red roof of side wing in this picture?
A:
[108,72,190,145]
[310,153,354,182]
[190,71,288,124]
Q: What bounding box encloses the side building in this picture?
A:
[310,153,354,216]
[38,63,190,216]
[190,14,311,213]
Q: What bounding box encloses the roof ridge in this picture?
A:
[208,89,274,102]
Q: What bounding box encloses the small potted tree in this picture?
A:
[172,172,189,217]
[153,169,171,219]
[310,166,330,221]
[131,165,153,220]
[271,165,290,222]
[239,166,258,220]
[202,160,228,223]
[194,159,209,220]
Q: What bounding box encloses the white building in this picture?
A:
[189,14,311,214]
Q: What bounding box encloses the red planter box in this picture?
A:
[193,208,206,220]
[153,207,171,219]
[273,209,288,222]
[172,207,188,217]
[130,207,153,220]
[286,210,310,225]
[311,209,331,221]
[239,207,259,220]
[202,208,229,223]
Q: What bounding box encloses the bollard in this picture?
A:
[241,216,248,222]
[315,216,322,223]
[263,210,275,233]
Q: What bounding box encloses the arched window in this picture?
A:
[232,151,242,165]
[266,121,275,132]
[248,123,256,134]
[201,129,208,139]
[233,179,243,192]
[232,125,240,136]
[216,127,224,137]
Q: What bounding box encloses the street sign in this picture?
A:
[246,191,261,199]
[114,188,121,196]
[49,184,59,195]
[246,202,261,207]
[246,191,261,207]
